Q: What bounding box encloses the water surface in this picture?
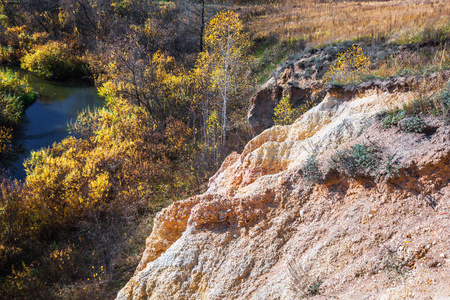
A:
[4,68,103,180]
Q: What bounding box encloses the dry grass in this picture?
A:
[325,45,450,85]
[371,47,450,78]
[240,0,450,46]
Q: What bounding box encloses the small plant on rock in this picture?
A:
[438,87,450,119]
[399,116,427,133]
[381,154,402,179]
[441,90,450,108]
[381,109,405,128]
[302,154,323,184]
[328,144,379,177]
[306,279,323,296]
[287,259,323,299]
[381,246,406,281]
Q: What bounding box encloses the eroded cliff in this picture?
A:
[117,87,450,299]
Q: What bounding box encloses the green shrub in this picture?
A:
[328,144,379,177]
[441,89,450,107]
[0,94,23,125]
[442,90,450,107]
[307,279,322,296]
[0,69,38,125]
[20,41,86,79]
[399,116,427,133]
[381,154,402,179]
[0,46,15,63]
[0,69,37,104]
[302,154,323,184]
[381,109,405,128]
[439,87,450,118]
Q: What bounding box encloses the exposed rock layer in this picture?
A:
[248,40,450,135]
[247,84,313,135]
[117,86,450,299]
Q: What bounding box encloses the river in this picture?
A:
[4,68,103,180]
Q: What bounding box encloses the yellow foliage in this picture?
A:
[21,99,138,229]
[204,11,251,94]
[165,117,191,152]
[20,41,84,79]
[14,91,192,237]
[88,172,110,204]
[159,2,175,17]
[58,9,69,28]
[97,81,119,100]
[97,47,192,123]
[144,18,157,39]
[205,11,246,50]
[2,262,37,296]
[1,25,48,62]
[0,126,12,154]
[49,244,74,271]
[273,96,298,126]
[5,26,29,48]
[111,0,133,15]
[323,44,370,85]
[200,11,253,145]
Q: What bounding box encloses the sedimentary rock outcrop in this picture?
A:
[247,84,312,136]
[247,40,450,135]
[247,86,283,135]
[117,83,450,299]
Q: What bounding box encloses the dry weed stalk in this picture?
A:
[287,258,322,298]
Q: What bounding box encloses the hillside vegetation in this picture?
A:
[246,0,450,45]
[245,0,450,81]
[0,69,37,170]
[0,0,449,299]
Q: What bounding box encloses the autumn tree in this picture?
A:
[0,126,12,171]
[273,95,300,126]
[94,34,193,125]
[203,10,252,146]
[0,0,18,26]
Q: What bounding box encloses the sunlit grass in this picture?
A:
[371,47,450,79]
[323,44,450,85]
[241,0,450,46]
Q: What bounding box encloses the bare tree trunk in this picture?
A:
[76,0,98,36]
[221,27,230,147]
[199,0,205,52]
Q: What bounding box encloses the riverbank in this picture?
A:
[0,68,38,175]
[0,67,102,179]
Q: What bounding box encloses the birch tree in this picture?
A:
[203,11,251,146]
